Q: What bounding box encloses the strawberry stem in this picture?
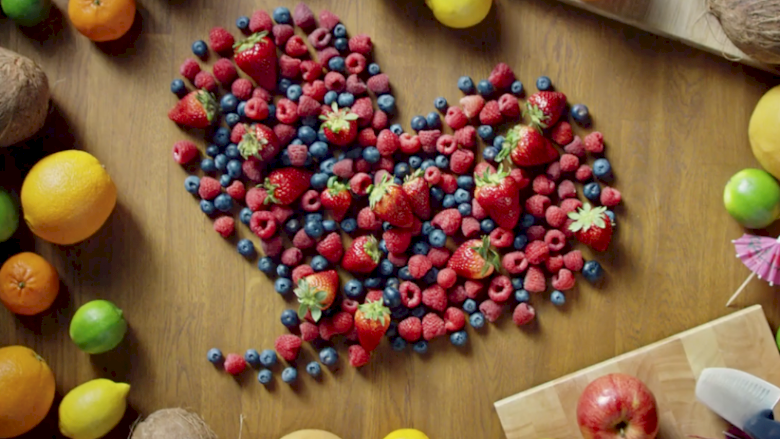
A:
[295,278,328,321]
[358,298,390,322]
[326,176,348,195]
[237,124,269,159]
[262,179,279,204]
[196,91,218,123]
[319,102,359,133]
[368,174,392,209]
[233,31,270,53]
[567,203,608,232]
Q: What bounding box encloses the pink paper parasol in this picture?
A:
[726,233,780,307]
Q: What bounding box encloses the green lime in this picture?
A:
[0,188,18,243]
[724,168,780,229]
[69,300,127,354]
[1,0,50,27]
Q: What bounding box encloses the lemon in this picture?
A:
[750,85,780,180]
[382,429,430,439]
[69,300,127,354]
[425,0,492,29]
[59,378,129,439]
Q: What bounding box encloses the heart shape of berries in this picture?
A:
[169,3,622,378]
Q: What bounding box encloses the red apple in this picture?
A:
[576,373,659,439]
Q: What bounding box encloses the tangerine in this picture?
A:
[0,252,59,316]
[68,0,136,42]
[0,346,56,438]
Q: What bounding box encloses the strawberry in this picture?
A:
[342,235,381,274]
[167,90,217,128]
[233,31,277,93]
[447,235,500,280]
[295,270,339,322]
[354,298,391,351]
[474,165,522,229]
[568,203,613,252]
[319,102,359,146]
[263,167,313,205]
[320,176,352,221]
[368,174,414,228]
[237,123,279,162]
[402,170,431,220]
[526,91,567,129]
[497,124,559,167]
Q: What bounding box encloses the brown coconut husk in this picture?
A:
[130,408,219,439]
[707,0,780,64]
[0,47,49,147]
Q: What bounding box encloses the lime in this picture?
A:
[723,168,780,229]
[69,300,127,354]
[0,188,19,243]
[1,0,50,27]
[59,378,129,439]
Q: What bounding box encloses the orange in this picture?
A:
[68,0,136,42]
[0,252,59,316]
[21,150,117,245]
[0,346,56,438]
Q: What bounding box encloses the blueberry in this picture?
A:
[237,101,247,117]
[458,203,472,217]
[235,15,250,30]
[377,95,396,113]
[225,143,240,159]
[322,219,337,232]
[214,154,228,171]
[510,80,524,95]
[421,221,435,236]
[394,162,410,178]
[293,127,314,146]
[605,210,616,226]
[435,155,449,169]
[551,290,566,306]
[357,146,379,164]
[317,130,328,143]
[515,289,530,303]
[275,278,292,294]
[277,264,291,278]
[430,186,444,202]
[301,115,319,127]
[593,158,612,180]
[411,306,427,319]
[309,141,329,159]
[409,156,422,169]
[385,278,400,289]
[257,257,276,275]
[282,367,298,383]
[319,347,338,366]
[200,199,216,215]
[334,37,349,52]
[391,306,409,320]
[412,241,430,255]
[305,213,323,224]
[237,239,255,257]
[214,193,233,212]
[286,84,303,101]
[420,159,435,171]
[477,80,495,97]
[392,337,407,351]
[240,207,253,225]
[457,76,475,94]
[184,175,200,194]
[457,175,474,190]
[221,94,238,113]
[257,369,273,385]
[259,349,277,368]
[426,112,441,129]
[442,194,456,209]
[344,279,364,299]
[511,277,524,290]
[191,40,208,57]
[379,259,395,276]
[170,79,186,96]
[341,218,357,233]
[413,340,429,354]
[434,97,448,111]
[244,349,261,367]
[478,125,494,141]
[571,104,591,125]
[278,78,292,94]
[536,75,552,91]
[454,188,471,204]
[213,127,230,147]
[345,147,363,159]
[219,174,233,188]
[398,266,413,281]
[368,62,380,75]
[389,123,403,136]
[273,6,292,24]
[333,23,347,38]
[207,348,223,363]
[306,361,322,377]
[324,90,338,105]
[320,157,338,174]
[583,260,604,283]
[423,267,438,285]
[383,287,402,308]
[429,229,447,248]
[284,218,301,235]
[337,92,355,107]
[480,218,496,233]
[206,144,220,157]
[328,56,346,73]
[521,214,535,228]
[304,220,325,238]
[463,299,477,314]
[311,172,330,190]
[311,255,328,272]
[482,146,498,162]
[583,182,601,201]
[411,115,427,132]
[493,136,505,149]
[450,330,468,346]
[281,309,299,328]
[469,312,485,328]
[267,104,276,120]
[227,160,242,178]
[364,277,382,288]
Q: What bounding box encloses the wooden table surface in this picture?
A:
[1,1,779,438]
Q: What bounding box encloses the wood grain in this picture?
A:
[0,1,779,439]
[495,305,780,439]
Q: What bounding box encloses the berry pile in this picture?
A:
[168,3,619,386]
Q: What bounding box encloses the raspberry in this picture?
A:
[460,216,481,239]
[502,251,528,274]
[226,180,246,201]
[435,134,457,156]
[378,156,396,173]
[398,316,422,341]
[357,207,382,231]
[317,47,339,65]
[308,28,332,50]
[292,264,314,284]
[281,247,303,266]
[561,219,576,239]
[252,86,273,102]
[367,73,390,95]
[231,78,253,100]
[526,225,546,241]
[488,275,513,302]
[471,199,487,220]
[345,172,369,197]
[372,110,389,130]
[348,345,370,367]
[172,140,198,165]
[272,23,295,46]
[437,268,457,289]
[213,216,235,238]
[444,307,466,332]
[558,180,577,199]
[600,187,622,207]
[224,353,247,375]
[319,319,337,341]
[179,58,200,81]
[301,82,327,105]
[454,126,477,149]
[439,173,458,194]
[545,206,567,228]
[524,266,546,293]
[293,2,316,30]
[271,205,294,224]
[424,166,442,185]
[545,229,566,252]
[409,255,433,279]
[388,252,408,267]
[345,327,359,341]
[212,58,237,85]
[488,62,516,89]
[324,71,346,92]
[285,35,308,57]
[512,303,536,326]
[450,149,475,174]
[565,135,586,158]
[297,96,320,118]
[299,321,319,342]
[332,312,354,334]
[384,228,412,253]
[559,154,580,173]
[478,300,503,323]
[276,99,299,124]
[464,280,484,299]
[551,121,573,145]
[319,9,340,30]
[479,100,503,126]
[332,159,354,179]
[198,176,221,200]
[292,228,316,249]
[353,159,370,173]
[447,285,467,304]
[246,187,268,211]
[563,250,584,272]
[526,194,551,218]
[432,209,461,236]
[243,157,264,182]
[584,131,604,154]
[498,93,520,118]
[345,53,367,75]
[411,131,436,155]
[342,299,359,314]
[509,168,531,189]
[316,232,343,263]
[260,236,284,257]
[251,211,277,239]
[375,129,398,157]
[249,9,273,33]
[575,164,593,182]
[459,95,485,119]
[546,161,562,181]
[445,106,468,130]
[279,54,302,79]
[541,251,563,272]
[208,27,234,53]
[489,227,513,248]
[422,313,446,340]
[552,268,576,291]
[275,334,302,362]
[532,174,556,195]
[348,34,372,55]
[560,198,583,214]
[397,133,421,154]
[422,285,447,312]
[525,240,550,265]
[300,61,323,83]
[245,97,269,121]
[193,71,216,92]
[427,247,451,268]
[365,289,383,303]
[374,170,390,186]
[400,282,422,308]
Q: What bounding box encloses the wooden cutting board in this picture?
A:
[494,305,780,439]
[554,0,779,74]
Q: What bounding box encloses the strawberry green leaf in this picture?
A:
[311,308,322,322]
[567,203,608,232]
[358,299,390,322]
[233,31,270,53]
[315,290,328,302]
[237,125,269,160]
[196,91,218,123]
[368,174,391,209]
[298,303,309,320]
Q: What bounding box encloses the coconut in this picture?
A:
[707,0,780,64]
[130,408,218,439]
[0,47,49,147]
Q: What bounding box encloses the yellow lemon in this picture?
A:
[382,429,430,439]
[59,378,130,439]
[426,0,492,29]
[750,85,780,181]
[21,150,117,245]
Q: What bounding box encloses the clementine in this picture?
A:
[68,0,136,42]
[0,252,59,316]
[0,346,56,438]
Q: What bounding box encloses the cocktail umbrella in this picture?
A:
[726,233,780,307]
